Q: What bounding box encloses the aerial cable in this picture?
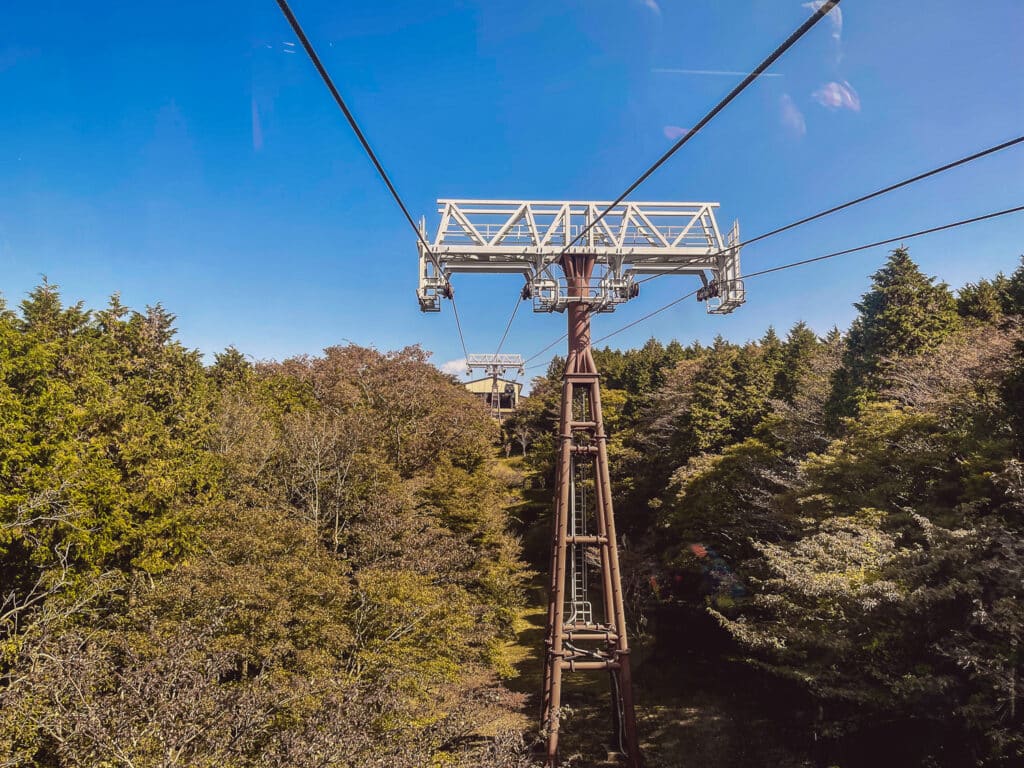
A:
[557,0,841,261]
[524,0,835,363]
[635,133,1024,285]
[274,0,434,265]
[524,203,1024,359]
[592,290,700,346]
[273,0,470,355]
[739,204,1024,282]
[494,295,522,356]
[451,299,470,361]
[524,333,569,365]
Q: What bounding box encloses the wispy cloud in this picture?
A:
[803,1,844,62]
[639,0,661,15]
[440,358,467,376]
[652,68,783,78]
[260,41,297,54]
[802,1,843,41]
[662,125,690,140]
[812,80,861,111]
[779,94,806,138]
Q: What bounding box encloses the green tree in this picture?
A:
[827,248,959,424]
[957,275,1010,323]
[1003,256,1024,314]
[0,287,531,768]
[774,321,821,404]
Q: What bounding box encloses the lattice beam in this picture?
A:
[416,199,744,314]
[465,353,525,376]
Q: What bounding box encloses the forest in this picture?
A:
[2,247,1023,767]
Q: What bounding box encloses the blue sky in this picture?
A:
[2,0,1022,378]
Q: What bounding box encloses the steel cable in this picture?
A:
[635,134,1024,285]
[523,204,1024,366]
[558,0,842,259]
[273,0,470,356]
[494,294,521,356]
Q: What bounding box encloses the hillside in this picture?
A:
[2,248,1023,767]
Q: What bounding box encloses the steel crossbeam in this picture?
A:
[416,199,744,314]
[465,353,525,376]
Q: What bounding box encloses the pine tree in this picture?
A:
[683,336,741,454]
[957,276,1009,322]
[211,346,251,387]
[774,321,820,404]
[732,332,782,437]
[1005,255,1024,315]
[759,326,784,370]
[827,248,959,424]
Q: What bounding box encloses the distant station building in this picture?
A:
[461,353,525,422]
[465,377,522,421]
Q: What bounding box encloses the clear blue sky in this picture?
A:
[2,0,1022,377]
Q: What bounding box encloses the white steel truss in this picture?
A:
[465,353,525,377]
[417,199,745,314]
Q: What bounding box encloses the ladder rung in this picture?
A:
[561,630,619,642]
[560,659,620,671]
[566,535,606,544]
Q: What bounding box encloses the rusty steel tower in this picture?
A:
[416,199,744,767]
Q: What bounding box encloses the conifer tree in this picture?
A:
[1005,255,1024,314]
[957,275,1009,322]
[774,321,820,404]
[827,248,959,424]
[732,331,782,437]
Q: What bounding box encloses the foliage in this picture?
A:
[827,248,960,425]
[5,243,1021,766]
[0,285,529,767]
[515,247,1023,765]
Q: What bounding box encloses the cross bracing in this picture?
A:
[465,353,524,376]
[417,199,744,314]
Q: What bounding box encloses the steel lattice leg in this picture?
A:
[540,254,641,768]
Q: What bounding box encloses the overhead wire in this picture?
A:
[274,0,431,263]
[524,333,569,366]
[635,133,1024,285]
[494,294,521,356]
[557,0,842,260]
[450,297,470,361]
[514,0,841,357]
[273,0,470,356]
[515,0,840,355]
[522,204,1024,367]
[738,204,1024,283]
[592,290,700,346]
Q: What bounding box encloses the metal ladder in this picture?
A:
[567,459,592,625]
[490,377,501,419]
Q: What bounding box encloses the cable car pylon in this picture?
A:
[416,199,744,766]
